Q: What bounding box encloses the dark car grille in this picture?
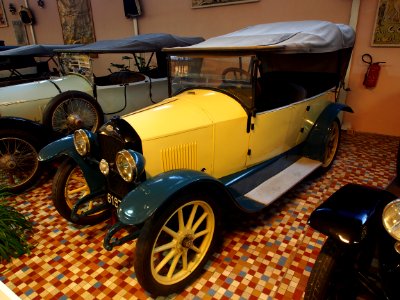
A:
[97,133,134,198]
[97,133,125,162]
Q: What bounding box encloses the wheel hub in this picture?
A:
[0,154,16,170]
[67,114,83,128]
[181,235,194,249]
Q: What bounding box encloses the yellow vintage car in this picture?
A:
[39,20,355,296]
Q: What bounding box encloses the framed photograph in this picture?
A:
[192,0,259,9]
[372,0,400,47]
[0,0,8,27]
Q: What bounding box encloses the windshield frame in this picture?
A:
[167,53,258,113]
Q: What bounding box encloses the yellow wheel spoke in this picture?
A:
[189,245,200,254]
[67,185,88,195]
[154,240,175,254]
[182,249,188,270]
[192,211,208,232]
[186,204,198,230]
[178,208,185,231]
[162,225,178,239]
[155,249,176,273]
[167,252,182,278]
[194,229,209,239]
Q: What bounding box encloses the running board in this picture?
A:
[244,157,322,206]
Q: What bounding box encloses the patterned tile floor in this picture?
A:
[1,131,399,300]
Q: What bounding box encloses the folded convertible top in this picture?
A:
[0,44,82,57]
[59,33,204,54]
[164,20,355,54]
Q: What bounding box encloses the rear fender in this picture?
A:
[0,117,54,144]
[308,184,397,244]
[303,102,353,161]
[38,134,105,192]
[117,169,235,225]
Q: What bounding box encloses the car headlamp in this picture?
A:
[74,129,90,156]
[382,199,400,241]
[99,159,110,175]
[116,149,145,182]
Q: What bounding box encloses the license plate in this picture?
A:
[107,193,121,208]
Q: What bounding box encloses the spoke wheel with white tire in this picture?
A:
[43,91,104,135]
[52,158,110,225]
[134,192,221,296]
[0,130,42,193]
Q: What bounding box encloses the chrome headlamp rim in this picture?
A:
[116,149,137,182]
[73,129,90,156]
[115,149,145,183]
[382,198,400,241]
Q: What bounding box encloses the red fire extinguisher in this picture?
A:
[362,54,385,88]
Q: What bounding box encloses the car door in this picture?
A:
[124,77,168,112]
[246,105,294,167]
[290,91,335,146]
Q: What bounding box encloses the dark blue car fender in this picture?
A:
[303,102,353,161]
[38,134,106,193]
[308,184,397,244]
[0,116,54,145]
[117,169,236,226]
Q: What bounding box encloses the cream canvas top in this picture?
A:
[166,20,355,54]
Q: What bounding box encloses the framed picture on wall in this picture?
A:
[0,0,8,27]
[372,0,400,47]
[192,0,259,9]
[12,20,29,45]
[56,0,96,44]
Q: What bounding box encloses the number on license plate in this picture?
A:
[107,193,121,208]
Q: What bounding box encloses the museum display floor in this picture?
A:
[0,131,399,300]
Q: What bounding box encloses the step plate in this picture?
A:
[244,157,322,206]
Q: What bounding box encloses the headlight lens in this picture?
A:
[74,129,90,156]
[116,149,145,182]
[382,199,400,241]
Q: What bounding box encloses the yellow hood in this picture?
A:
[122,89,247,141]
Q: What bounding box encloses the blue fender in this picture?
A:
[303,102,353,161]
[117,169,232,225]
[38,134,106,193]
[38,134,77,161]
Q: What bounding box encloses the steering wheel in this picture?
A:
[222,67,251,82]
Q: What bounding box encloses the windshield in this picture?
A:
[59,53,92,79]
[169,55,255,110]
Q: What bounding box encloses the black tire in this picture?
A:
[52,158,110,225]
[42,90,104,135]
[320,119,341,172]
[305,238,364,300]
[134,191,221,296]
[0,129,43,193]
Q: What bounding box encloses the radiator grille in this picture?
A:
[161,142,197,171]
[98,133,133,198]
[97,133,125,162]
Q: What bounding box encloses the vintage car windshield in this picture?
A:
[59,52,92,79]
[169,55,255,110]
